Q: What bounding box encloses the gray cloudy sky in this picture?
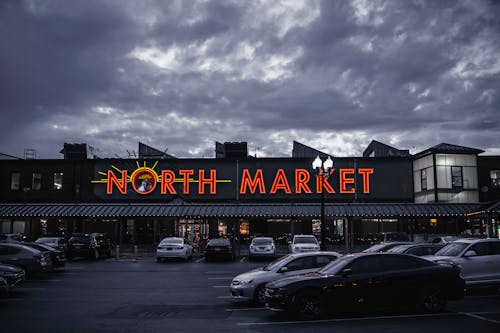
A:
[1,0,499,159]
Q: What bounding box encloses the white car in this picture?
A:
[156,237,193,261]
[424,238,500,288]
[248,237,277,260]
[289,235,320,253]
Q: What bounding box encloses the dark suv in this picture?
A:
[67,233,113,260]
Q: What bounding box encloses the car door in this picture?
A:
[457,242,493,283]
[279,256,316,277]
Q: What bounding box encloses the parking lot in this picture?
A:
[1,255,500,333]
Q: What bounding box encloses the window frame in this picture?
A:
[10,172,21,191]
[32,172,42,191]
[451,166,463,189]
[420,169,427,191]
[491,170,500,189]
[53,172,64,190]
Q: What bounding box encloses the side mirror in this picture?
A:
[278,267,289,273]
[463,250,477,258]
[340,268,352,277]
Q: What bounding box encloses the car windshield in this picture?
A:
[294,237,317,244]
[161,238,183,245]
[363,243,390,253]
[208,238,230,246]
[387,245,410,253]
[318,255,353,275]
[434,242,469,256]
[263,255,290,271]
[36,238,57,244]
[252,238,273,245]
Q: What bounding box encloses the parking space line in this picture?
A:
[205,271,233,274]
[226,307,266,311]
[239,257,246,263]
[196,258,205,263]
[237,312,461,326]
[212,285,229,288]
[207,277,233,280]
[459,312,500,325]
[217,296,233,299]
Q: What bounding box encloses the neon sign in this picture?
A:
[92,161,374,196]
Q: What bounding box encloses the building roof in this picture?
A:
[0,202,481,219]
[413,143,484,159]
[363,140,410,158]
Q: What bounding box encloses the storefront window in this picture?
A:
[32,172,42,190]
[53,172,63,190]
[491,170,500,188]
[11,172,20,190]
[451,166,463,188]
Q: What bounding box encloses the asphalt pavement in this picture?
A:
[0,257,499,333]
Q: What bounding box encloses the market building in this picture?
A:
[1,140,499,251]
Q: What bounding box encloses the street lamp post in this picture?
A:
[312,155,334,251]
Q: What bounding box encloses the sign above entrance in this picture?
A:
[91,158,413,202]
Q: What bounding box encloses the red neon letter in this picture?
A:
[179,169,194,194]
[295,169,312,194]
[315,169,335,194]
[340,169,355,194]
[107,170,127,194]
[240,169,266,194]
[270,169,292,194]
[199,170,217,194]
[161,170,177,194]
[358,168,374,194]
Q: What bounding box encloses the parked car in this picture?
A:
[0,263,26,287]
[374,232,410,242]
[362,241,414,253]
[430,236,460,244]
[0,276,8,298]
[231,251,340,304]
[24,242,66,267]
[156,237,193,261]
[0,243,53,276]
[424,238,500,288]
[35,237,67,252]
[264,252,465,320]
[248,237,277,260]
[0,233,28,243]
[204,238,235,262]
[67,233,113,260]
[388,243,445,256]
[289,235,320,253]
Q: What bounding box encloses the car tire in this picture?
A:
[419,286,447,313]
[254,285,267,305]
[294,290,323,320]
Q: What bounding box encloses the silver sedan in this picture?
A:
[230,251,340,304]
[156,237,193,261]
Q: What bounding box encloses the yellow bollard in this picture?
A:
[133,245,138,261]
[115,245,120,261]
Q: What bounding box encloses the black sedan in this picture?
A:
[264,253,465,320]
[24,242,66,267]
[0,263,26,287]
[204,238,235,262]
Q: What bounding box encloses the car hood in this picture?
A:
[267,272,324,288]
[423,255,456,262]
[233,268,267,281]
[0,263,23,273]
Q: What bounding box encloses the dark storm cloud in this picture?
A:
[0,0,499,158]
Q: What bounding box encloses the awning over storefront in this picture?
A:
[466,200,500,216]
[0,202,482,219]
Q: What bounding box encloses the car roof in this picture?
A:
[289,251,341,258]
[453,238,500,244]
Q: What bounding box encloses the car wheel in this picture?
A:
[420,287,447,313]
[254,285,267,305]
[294,290,323,320]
